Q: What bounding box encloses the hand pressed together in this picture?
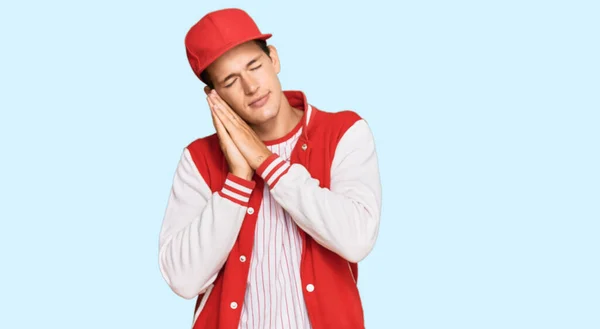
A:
[207,90,273,175]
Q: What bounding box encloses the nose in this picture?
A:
[242,74,259,95]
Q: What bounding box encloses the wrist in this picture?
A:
[231,170,253,181]
[256,154,291,189]
[251,149,273,170]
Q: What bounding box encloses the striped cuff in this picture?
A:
[256,154,291,189]
[218,173,256,206]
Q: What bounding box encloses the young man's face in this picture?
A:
[205,41,283,126]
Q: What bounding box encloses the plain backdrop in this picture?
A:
[1,0,598,328]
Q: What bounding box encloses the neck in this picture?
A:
[251,94,303,142]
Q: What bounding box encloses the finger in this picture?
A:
[207,96,227,126]
[211,99,242,138]
[209,92,258,145]
[211,100,260,149]
[210,91,250,128]
[210,91,242,125]
[208,97,228,136]
[210,99,232,129]
[208,93,228,119]
[212,108,238,150]
[207,97,219,127]
[207,96,215,113]
[208,99,227,135]
[211,108,225,133]
[209,102,219,130]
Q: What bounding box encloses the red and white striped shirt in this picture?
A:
[238,123,311,329]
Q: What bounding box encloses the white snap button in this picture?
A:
[230,301,238,309]
[240,255,246,262]
[247,207,254,215]
[301,143,308,151]
[306,284,314,292]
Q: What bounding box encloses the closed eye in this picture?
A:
[224,79,236,88]
[224,65,262,87]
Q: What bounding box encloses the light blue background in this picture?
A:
[1,0,598,328]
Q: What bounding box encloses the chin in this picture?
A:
[253,108,278,124]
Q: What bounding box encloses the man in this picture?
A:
[158,7,382,329]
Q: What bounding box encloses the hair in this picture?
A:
[200,39,271,89]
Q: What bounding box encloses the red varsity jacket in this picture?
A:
[159,90,382,329]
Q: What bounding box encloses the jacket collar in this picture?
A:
[283,90,315,140]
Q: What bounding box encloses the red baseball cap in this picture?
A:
[184,8,272,82]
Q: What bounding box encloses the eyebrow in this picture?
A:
[220,55,262,84]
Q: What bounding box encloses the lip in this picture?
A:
[249,92,270,108]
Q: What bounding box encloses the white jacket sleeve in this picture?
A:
[255,119,382,263]
[158,148,256,299]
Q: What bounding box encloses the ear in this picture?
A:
[203,86,211,95]
[267,45,281,74]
